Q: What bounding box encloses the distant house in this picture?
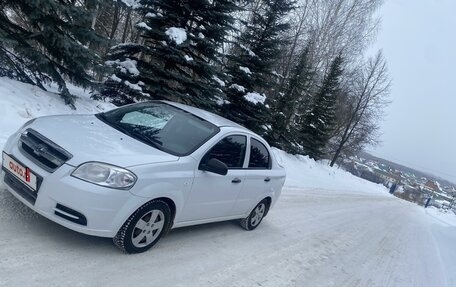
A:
[394,185,427,206]
[422,180,442,193]
[372,168,401,185]
[421,180,455,209]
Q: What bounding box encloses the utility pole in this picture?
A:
[424,187,435,208]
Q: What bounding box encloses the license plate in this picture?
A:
[2,152,38,191]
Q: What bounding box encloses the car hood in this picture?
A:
[28,114,179,167]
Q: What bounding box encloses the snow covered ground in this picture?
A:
[0,187,454,286]
[0,77,455,286]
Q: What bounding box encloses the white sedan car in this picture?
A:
[1,101,286,253]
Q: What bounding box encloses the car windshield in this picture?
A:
[96,102,220,156]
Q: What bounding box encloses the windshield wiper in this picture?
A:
[96,114,164,150]
[128,126,163,150]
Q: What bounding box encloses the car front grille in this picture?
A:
[19,129,73,172]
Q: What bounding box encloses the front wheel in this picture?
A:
[113,200,171,254]
[240,199,269,231]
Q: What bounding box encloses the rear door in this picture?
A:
[179,134,248,222]
[231,137,276,215]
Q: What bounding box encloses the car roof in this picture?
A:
[163,100,253,132]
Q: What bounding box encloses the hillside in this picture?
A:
[360,151,456,186]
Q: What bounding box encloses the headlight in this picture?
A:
[72,162,137,189]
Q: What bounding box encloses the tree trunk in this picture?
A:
[330,114,352,167]
[330,137,346,167]
[121,8,132,43]
[109,3,121,40]
[90,3,100,30]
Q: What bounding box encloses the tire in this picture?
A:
[240,199,269,231]
[113,200,171,254]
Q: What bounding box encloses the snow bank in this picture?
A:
[0,77,114,152]
[272,148,390,196]
[425,207,456,227]
[165,27,187,45]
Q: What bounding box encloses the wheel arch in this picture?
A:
[112,193,182,237]
[263,196,272,217]
[153,197,177,231]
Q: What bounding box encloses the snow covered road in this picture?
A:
[0,187,452,287]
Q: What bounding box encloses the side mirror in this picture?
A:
[199,158,228,176]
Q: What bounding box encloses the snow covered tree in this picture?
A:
[267,44,314,151]
[221,0,295,134]
[99,0,238,108]
[300,55,343,160]
[0,0,105,107]
[90,0,148,48]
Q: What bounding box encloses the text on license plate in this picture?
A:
[2,152,37,191]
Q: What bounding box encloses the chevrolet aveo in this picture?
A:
[1,101,286,253]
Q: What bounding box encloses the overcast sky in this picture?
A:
[369,0,456,184]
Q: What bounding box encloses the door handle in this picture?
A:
[264,177,271,182]
[232,178,242,183]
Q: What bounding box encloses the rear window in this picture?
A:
[97,102,220,156]
[248,138,270,169]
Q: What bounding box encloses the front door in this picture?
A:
[179,135,247,222]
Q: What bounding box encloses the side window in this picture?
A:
[203,135,247,169]
[249,138,270,169]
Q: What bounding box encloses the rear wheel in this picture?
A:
[240,199,269,231]
[113,200,171,254]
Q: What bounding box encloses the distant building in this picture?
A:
[421,180,442,193]
[341,155,456,209]
[372,168,401,186]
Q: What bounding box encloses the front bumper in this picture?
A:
[1,133,144,238]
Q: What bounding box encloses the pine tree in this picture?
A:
[0,0,105,107]
[300,55,344,160]
[221,0,295,134]
[99,0,238,109]
[267,44,313,151]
